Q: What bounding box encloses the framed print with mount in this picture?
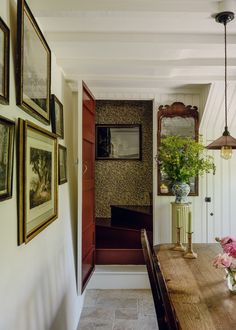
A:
[96,124,141,160]
[18,119,58,244]
[157,102,199,196]
[16,0,51,124]
[0,115,15,201]
[58,145,67,184]
[0,17,10,105]
[51,94,64,139]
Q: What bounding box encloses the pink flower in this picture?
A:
[219,236,236,247]
[223,241,236,258]
[213,253,232,269]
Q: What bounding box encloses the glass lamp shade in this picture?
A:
[221,146,232,159]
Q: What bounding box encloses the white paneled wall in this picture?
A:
[200,82,236,242]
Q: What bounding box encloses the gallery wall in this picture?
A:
[0,1,82,330]
[95,100,153,218]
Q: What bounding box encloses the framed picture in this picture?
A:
[0,115,15,201]
[96,124,142,160]
[0,17,10,104]
[58,145,67,184]
[51,94,64,138]
[18,119,58,244]
[16,0,51,124]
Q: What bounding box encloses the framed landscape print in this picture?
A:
[58,145,67,184]
[16,0,51,124]
[51,94,64,138]
[0,115,15,201]
[18,119,58,244]
[0,17,10,104]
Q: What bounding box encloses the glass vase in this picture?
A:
[226,270,236,293]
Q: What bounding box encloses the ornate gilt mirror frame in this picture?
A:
[157,102,199,196]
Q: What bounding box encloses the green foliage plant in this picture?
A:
[158,136,215,183]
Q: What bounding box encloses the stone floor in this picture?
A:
[77,289,158,330]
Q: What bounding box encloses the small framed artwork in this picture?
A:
[0,17,10,104]
[0,115,15,201]
[51,94,64,138]
[58,145,67,184]
[18,119,58,244]
[16,0,51,124]
[96,124,142,160]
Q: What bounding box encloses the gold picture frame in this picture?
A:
[0,17,10,104]
[16,0,51,124]
[58,145,67,184]
[0,115,15,201]
[51,94,64,138]
[18,119,58,244]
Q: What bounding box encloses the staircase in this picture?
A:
[96,205,153,265]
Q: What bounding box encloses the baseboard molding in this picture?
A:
[87,265,150,289]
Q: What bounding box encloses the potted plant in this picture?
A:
[158,136,215,203]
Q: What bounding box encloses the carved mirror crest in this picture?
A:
[157,102,199,196]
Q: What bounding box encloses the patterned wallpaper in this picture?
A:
[95,100,153,218]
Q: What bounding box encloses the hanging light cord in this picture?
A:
[224,20,228,132]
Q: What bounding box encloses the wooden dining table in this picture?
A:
[154,243,236,330]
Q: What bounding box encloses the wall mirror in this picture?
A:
[96,124,141,160]
[157,102,199,195]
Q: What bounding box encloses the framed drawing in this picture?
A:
[96,124,142,160]
[58,145,67,184]
[16,0,51,124]
[18,119,58,244]
[0,115,15,201]
[51,94,64,138]
[0,17,10,104]
[157,102,199,196]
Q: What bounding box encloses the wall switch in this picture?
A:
[205,197,211,202]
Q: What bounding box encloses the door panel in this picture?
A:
[82,82,95,291]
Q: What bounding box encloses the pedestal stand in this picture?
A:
[171,202,191,243]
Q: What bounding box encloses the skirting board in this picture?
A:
[87,265,150,289]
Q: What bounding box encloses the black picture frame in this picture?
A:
[18,119,58,244]
[51,94,64,139]
[96,124,142,160]
[0,115,15,201]
[16,0,51,124]
[58,145,67,184]
[0,17,10,105]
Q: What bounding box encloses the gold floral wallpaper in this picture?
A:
[95,100,153,218]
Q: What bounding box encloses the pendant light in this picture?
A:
[206,11,236,160]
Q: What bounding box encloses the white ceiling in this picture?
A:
[27,0,236,93]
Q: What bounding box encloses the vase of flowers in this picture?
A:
[213,236,236,292]
[158,136,215,203]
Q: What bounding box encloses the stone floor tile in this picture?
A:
[112,320,135,330]
[115,308,138,320]
[80,307,114,321]
[96,297,137,309]
[77,319,113,330]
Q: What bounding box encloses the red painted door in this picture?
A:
[82,82,95,291]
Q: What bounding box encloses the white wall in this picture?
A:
[0,1,83,330]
